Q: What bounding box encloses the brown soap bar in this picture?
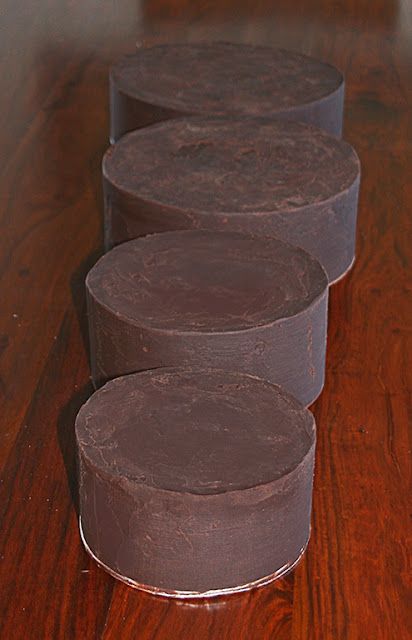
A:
[76,368,316,597]
[110,42,344,141]
[86,230,328,406]
[103,117,360,283]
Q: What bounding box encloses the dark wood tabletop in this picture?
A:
[0,1,411,638]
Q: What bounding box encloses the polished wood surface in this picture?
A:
[0,1,411,638]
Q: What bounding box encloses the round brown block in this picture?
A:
[103,117,360,283]
[76,368,316,597]
[86,230,328,406]
[110,42,344,141]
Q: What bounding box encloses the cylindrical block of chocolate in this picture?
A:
[103,117,360,283]
[86,230,328,406]
[76,368,316,597]
[110,42,344,142]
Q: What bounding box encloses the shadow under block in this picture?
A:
[86,230,328,406]
[103,117,360,283]
[110,42,345,141]
[76,368,316,597]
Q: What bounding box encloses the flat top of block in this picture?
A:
[86,230,327,332]
[103,117,360,214]
[111,42,343,113]
[76,368,315,494]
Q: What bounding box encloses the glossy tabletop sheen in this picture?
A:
[0,1,411,638]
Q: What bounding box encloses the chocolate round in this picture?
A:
[103,117,360,283]
[86,230,328,406]
[110,42,344,141]
[76,368,316,596]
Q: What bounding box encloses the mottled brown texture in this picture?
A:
[110,42,344,141]
[86,230,328,405]
[76,368,316,594]
[103,117,360,282]
[1,0,410,638]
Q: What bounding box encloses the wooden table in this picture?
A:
[0,1,410,638]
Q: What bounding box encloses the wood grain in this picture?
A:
[0,1,410,638]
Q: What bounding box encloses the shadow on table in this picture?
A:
[57,245,103,516]
[57,380,93,516]
[70,248,103,364]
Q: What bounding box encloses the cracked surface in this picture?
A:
[111,43,343,113]
[104,117,358,214]
[76,369,315,494]
[86,230,327,332]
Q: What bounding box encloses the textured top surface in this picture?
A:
[86,230,327,332]
[111,42,343,113]
[76,369,315,494]
[103,117,359,214]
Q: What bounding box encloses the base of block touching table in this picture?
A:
[79,517,309,599]
[329,255,356,285]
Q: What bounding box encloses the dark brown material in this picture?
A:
[110,42,345,142]
[1,1,410,638]
[76,368,316,595]
[86,230,328,406]
[103,117,360,283]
